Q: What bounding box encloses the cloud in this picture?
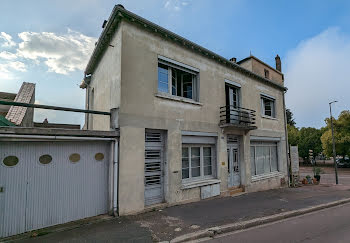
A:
[164,0,189,11]
[0,32,16,47]
[17,29,96,74]
[285,27,350,128]
[0,61,26,79]
[0,51,17,60]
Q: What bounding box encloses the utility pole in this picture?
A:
[329,101,338,185]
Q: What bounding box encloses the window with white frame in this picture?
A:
[261,95,276,118]
[182,145,214,180]
[158,61,199,101]
[250,141,278,176]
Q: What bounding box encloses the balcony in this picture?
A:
[219,105,257,130]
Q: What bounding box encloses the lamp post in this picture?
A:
[329,101,338,184]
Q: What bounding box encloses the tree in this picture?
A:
[298,127,323,162]
[287,124,299,146]
[286,108,296,126]
[321,110,350,158]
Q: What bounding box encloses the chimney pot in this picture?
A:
[275,55,281,72]
[229,57,237,63]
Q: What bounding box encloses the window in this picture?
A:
[69,153,80,163]
[39,154,52,165]
[3,156,19,167]
[182,145,214,180]
[158,61,198,101]
[250,141,278,176]
[261,95,275,118]
[264,69,269,79]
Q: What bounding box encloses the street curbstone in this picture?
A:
[170,198,350,243]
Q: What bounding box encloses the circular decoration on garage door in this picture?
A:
[3,155,19,167]
[39,154,52,165]
[95,153,104,161]
[69,153,80,163]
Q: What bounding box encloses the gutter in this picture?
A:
[282,90,291,186]
[113,139,119,216]
[83,5,287,92]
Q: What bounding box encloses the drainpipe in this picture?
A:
[113,139,119,216]
[86,85,90,129]
[282,90,291,186]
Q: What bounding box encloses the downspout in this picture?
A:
[113,139,119,216]
[86,85,90,129]
[282,90,291,186]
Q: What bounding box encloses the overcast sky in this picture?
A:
[0,0,349,128]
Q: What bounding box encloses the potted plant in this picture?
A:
[306,175,312,184]
[313,167,322,184]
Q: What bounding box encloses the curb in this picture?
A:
[170,198,350,243]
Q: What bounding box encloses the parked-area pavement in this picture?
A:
[300,165,350,185]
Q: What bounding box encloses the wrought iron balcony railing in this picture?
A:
[219,105,257,129]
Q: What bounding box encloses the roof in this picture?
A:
[237,55,283,75]
[0,92,16,100]
[5,82,35,125]
[0,115,15,126]
[84,5,286,91]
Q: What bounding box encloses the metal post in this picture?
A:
[329,101,338,184]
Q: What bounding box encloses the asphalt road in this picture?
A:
[204,202,350,243]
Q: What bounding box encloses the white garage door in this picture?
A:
[0,141,110,238]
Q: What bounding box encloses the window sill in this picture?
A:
[181,179,221,190]
[251,171,284,182]
[261,115,278,121]
[155,92,202,106]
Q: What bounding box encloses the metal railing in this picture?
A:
[219,105,256,127]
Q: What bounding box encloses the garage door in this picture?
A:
[0,141,110,238]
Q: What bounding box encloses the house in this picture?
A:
[0,82,35,127]
[80,5,289,215]
[0,82,80,129]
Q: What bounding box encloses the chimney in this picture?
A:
[275,55,281,72]
[229,57,237,63]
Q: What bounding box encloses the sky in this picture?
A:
[0,0,349,128]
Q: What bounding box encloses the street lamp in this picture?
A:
[329,100,338,184]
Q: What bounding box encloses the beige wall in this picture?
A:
[251,58,283,84]
[89,20,288,215]
[238,58,284,85]
[87,24,123,131]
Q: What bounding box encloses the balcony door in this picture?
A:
[225,85,240,124]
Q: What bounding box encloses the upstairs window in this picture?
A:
[264,69,269,79]
[261,95,276,118]
[157,58,199,101]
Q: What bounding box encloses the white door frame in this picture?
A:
[227,136,241,187]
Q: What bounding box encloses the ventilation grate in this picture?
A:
[145,132,161,142]
[227,135,238,144]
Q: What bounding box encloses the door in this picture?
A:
[0,141,110,238]
[145,131,165,206]
[227,136,240,187]
[225,85,240,124]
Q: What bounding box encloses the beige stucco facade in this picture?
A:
[84,14,288,215]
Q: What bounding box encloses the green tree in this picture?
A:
[298,127,323,162]
[287,124,299,146]
[286,108,296,126]
[321,110,350,158]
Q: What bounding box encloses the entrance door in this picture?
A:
[145,131,165,206]
[225,85,240,124]
[227,136,240,187]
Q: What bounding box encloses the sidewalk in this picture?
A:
[9,184,350,243]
